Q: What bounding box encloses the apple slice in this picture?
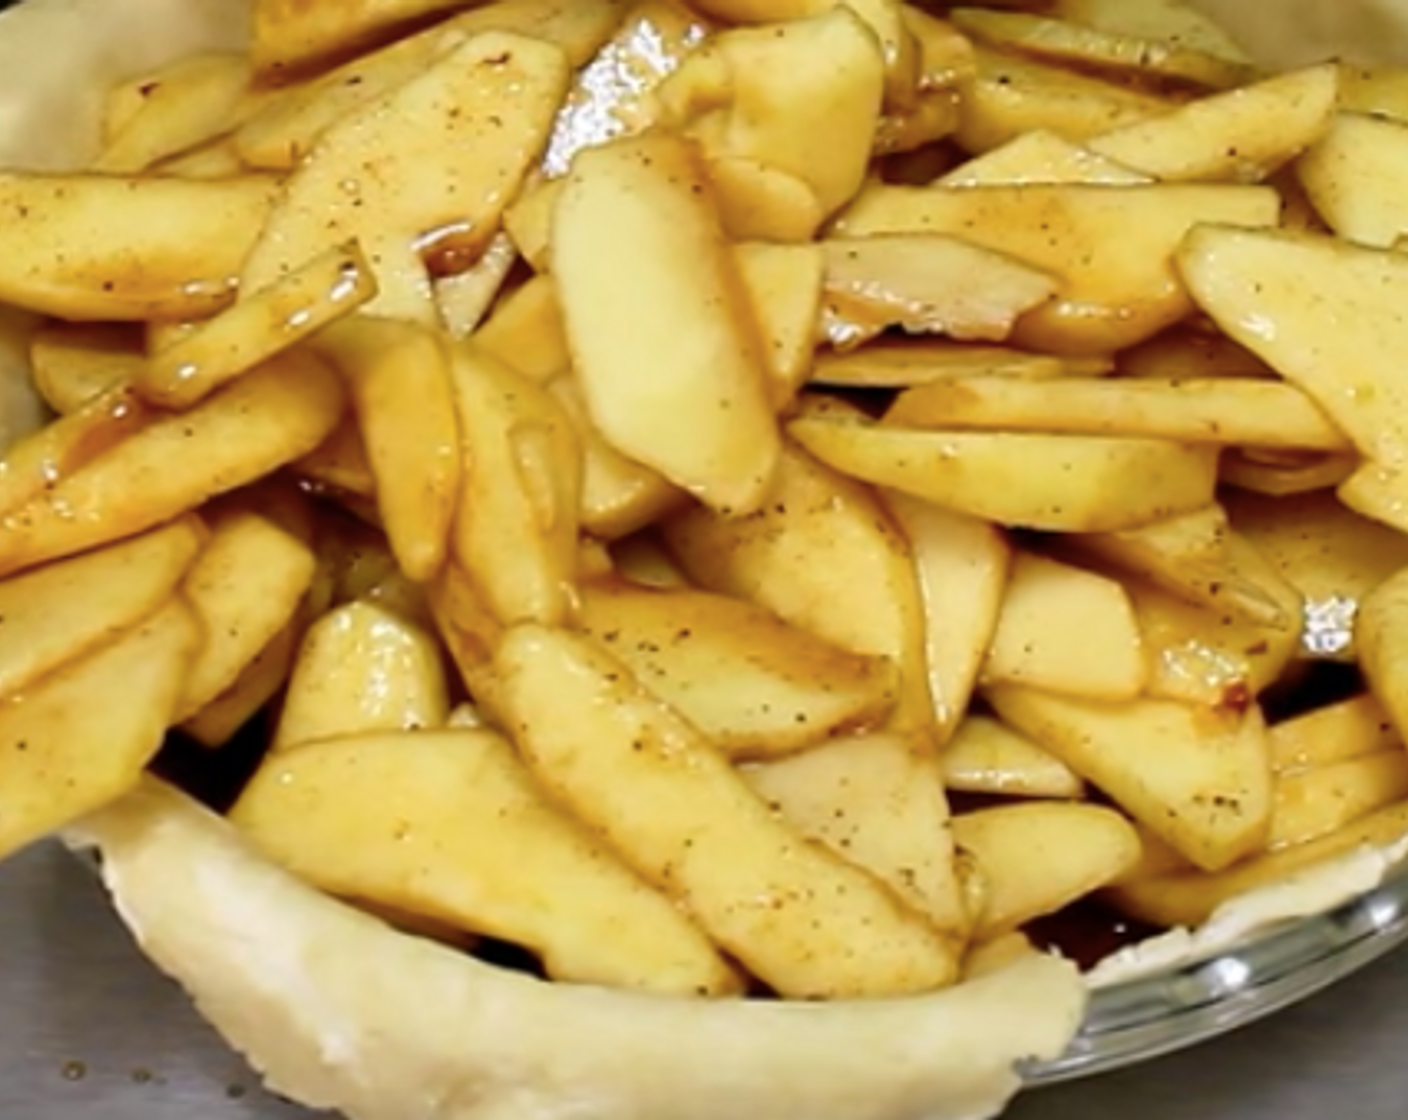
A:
[0,599,199,860]
[552,131,779,516]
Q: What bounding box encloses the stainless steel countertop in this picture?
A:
[5,838,1408,1119]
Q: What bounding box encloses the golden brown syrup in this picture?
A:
[1027,899,1164,972]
